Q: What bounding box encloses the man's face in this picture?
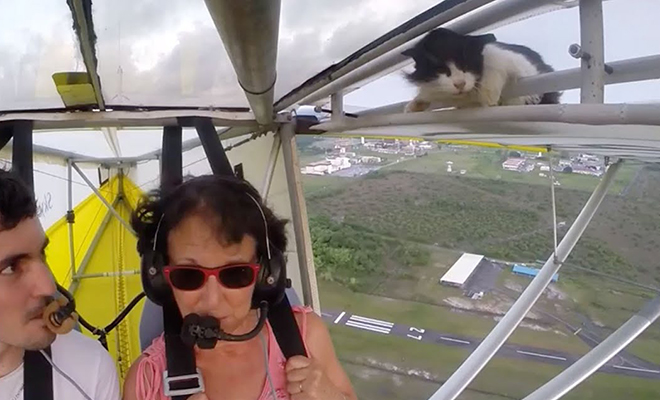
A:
[0,217,56,350]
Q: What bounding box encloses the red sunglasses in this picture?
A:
[163,263,261,291]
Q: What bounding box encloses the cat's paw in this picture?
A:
[404,99,431,113]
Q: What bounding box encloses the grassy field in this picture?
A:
[384,148,640,195]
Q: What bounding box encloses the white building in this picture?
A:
[502,158,525,172]
[440,253,484,287]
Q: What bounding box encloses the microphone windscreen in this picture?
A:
[43,298,78,335]
[181,313,201,347]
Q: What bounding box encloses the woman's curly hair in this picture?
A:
[131,175,288,262]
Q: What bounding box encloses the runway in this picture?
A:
[321,309,660,380]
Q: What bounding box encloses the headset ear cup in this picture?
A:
[141,250,172,307]
[252,246,287,308]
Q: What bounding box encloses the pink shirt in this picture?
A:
[136,306,312,400]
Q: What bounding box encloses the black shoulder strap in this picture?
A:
[24,346,53,400]
[163,301,201,400]
[268,295,308,358]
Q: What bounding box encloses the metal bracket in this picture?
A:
[569,43,613,74]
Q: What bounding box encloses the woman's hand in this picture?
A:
[286,356,347,400]
[188,393,209,400]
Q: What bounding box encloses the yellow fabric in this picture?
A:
[46,175,146,382]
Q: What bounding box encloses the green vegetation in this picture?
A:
[300,142,660,399]
[310,216,430,291]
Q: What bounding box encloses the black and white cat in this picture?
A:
[402,28,560,112]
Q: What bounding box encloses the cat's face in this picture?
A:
[403,28,496,96]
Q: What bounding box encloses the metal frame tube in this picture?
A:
[67,160,76,281]
[0,109,257,130]
[294,0,571,107]
[284,0,497,109]
[261,134,282,197]
[280,122,321,312]
[68,196,120,294]
[194,118,234,176]
[430,161,622,400]
[313,104,660,132]
[203,0,281,125]
[504,55,660,99]
[70,0,106,110]
[73,270,141,280]
[579,0,605,104]
[71,163,136,236]
[10,120,34,192]
[524,295,660,400]
[331,92,344,122]
[359,55,660,116]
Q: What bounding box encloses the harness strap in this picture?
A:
[24,346,53,400]
[268,295,307,358]
[163,301,202,400]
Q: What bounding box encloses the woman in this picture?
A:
[123,175,356,400]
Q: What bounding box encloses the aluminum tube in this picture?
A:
[357,55,660,116]
[294,0,564,107]
[524,295,660,400]
[203,0,281,125]
[579,0,605,103]
[67,160,76,281]
[68,197,119,294]
[279,0,496,109]
[74,270,141,280]
[429,161,621,400]
[331,92,344,122]
[71,163,136,236]
[280,122,321,312]
[313,104,660,132]
[261,134,282,197]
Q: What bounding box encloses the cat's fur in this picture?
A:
[402,28,561,112]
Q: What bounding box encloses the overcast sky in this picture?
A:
[1,0,659,155]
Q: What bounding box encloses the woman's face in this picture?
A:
[167,213,258,334]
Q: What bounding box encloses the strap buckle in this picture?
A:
[162,369,205,397]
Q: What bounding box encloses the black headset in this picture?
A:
[140,176,288,309]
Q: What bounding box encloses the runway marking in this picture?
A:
[321,312,333,318]
[333,311,346,324]
[440,336,471,345]
[516,350,567,361]
[345,320,392,334]
[349,315,394,328]
[612,365,660,374]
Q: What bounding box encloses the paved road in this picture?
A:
[321,309,660,380]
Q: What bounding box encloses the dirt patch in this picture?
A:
[443,296,542,320]
[545,284,568,301]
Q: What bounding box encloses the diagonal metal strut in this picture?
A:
[430,160,622,400]
[71,163,136,236]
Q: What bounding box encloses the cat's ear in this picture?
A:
[401,48,416,58]
[474,33,497,44]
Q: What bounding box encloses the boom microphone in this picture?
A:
[43,284,79,335]
[181,301,269,349]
